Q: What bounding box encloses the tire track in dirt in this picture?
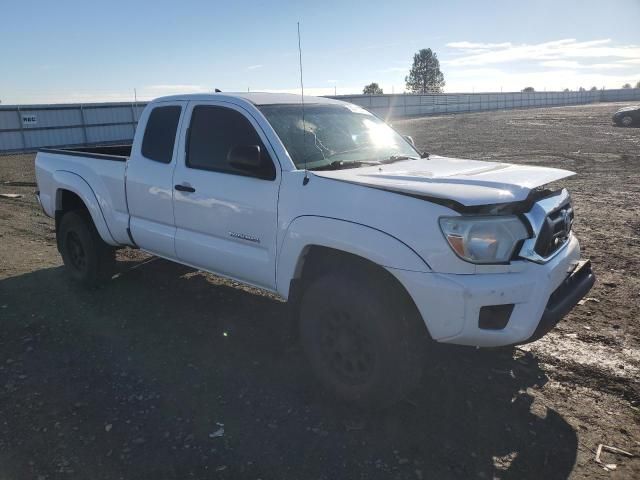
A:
[521,332,640,404]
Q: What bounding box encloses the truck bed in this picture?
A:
[39,144,131,161]
[35,146,131,246]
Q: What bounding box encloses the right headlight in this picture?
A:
[439,215,530,264]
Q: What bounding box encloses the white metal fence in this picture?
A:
[1,89,639,154]
[335,88,640,119]
[0,102,146,154]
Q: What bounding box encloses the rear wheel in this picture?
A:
[299,271,424,408]
[58,211,115,287]
[621,115,634,127]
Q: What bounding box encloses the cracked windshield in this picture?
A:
[259,104,419,169]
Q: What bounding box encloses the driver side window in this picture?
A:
[186,106,276,180]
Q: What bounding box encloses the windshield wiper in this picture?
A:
[378,152,430,164]
[307,151,429,171]
[309,155,424,171]
[378,154,419,164]
[309,160,376,171]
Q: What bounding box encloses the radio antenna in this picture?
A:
[132,88,138,124]
[297,22,309,185]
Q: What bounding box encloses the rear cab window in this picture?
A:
[141,106,182,163]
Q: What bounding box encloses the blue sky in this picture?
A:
[2,0,639,104]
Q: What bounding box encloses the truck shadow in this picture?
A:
[0,256,577,479]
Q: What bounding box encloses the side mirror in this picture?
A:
[403,135,415,147]
[228,145,262,171]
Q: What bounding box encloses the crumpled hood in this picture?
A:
[311,155,575,207]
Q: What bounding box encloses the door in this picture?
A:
[126,102,185,259]
[173,102,281,290]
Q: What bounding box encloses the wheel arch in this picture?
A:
[53,171,117,246]
[277,216,432,338]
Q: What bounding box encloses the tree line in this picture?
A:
[363,48,445,95]
[362,49,640,95]
[522,82,640,93]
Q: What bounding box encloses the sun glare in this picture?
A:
[363,118,397,148]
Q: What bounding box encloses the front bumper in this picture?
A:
[526,259,594,343]
[389,235,595,347]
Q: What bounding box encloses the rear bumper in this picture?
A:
[389,235,594,347]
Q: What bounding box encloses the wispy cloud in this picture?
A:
[539,60,582,69]
[586,63,630,69]
[378,66,409,73]
[146,84,209,94]
[446,41,512,50]
[2,85,212,105]
[442,38,640,92]
[445,39,640,67]
[445,66,640,92]
[540,60,631,69]
[247,64,263,70]
[260,86,359,96]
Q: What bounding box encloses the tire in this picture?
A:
[621,115,634,127]
[58,210,116,287]
[299,271,424,408]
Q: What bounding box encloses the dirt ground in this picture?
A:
[1,102,638,479]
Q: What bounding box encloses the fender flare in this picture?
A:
[53,170,117,245]
[276,215,431,298]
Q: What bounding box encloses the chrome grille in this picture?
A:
[534,205,573,257]
[519,189,573,264]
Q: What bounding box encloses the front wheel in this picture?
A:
[299,271,424,408]
[621,115,634,127]
[58,211,115,287]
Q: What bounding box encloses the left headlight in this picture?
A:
[439,215,530,264]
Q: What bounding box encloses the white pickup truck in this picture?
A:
[35,93,594,407]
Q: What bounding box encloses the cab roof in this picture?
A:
[151,92,345,106]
